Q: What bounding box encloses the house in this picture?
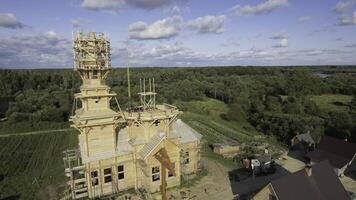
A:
[252,160,350,200]
[212,142,240,158]
[290,132,315,153]
[306,136,356,176]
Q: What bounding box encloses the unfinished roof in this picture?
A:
[307,136,356,168]
[270,160,349,200]
[78,118,202,163]
[171,119,202,144]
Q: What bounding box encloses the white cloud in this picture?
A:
[270,33,287,40]
[0,13,28,29]
[114,42,200,66]
[0,31,71,67]
[70,18,90,28]
[337,11,356,25]
[272,38,288,48]
[126,0,172,9]
[171,6,181,15]
[128,16,182,40]
[70,19,81,28]
[81,0,125,10]
[45,30,58,39]
[114,41,355,67]
[345,44,356,47]
[81,0,186,11]
[334,0,356,13]
[187,15,226,34]
[298,16,311,22]
[270,33,288,48]
[279,38,288,47]
[115,43,275,67]
[230,0,288,16]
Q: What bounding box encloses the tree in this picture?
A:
[326,111,353,139]
[283,97,303,115]
[265,95,282,112]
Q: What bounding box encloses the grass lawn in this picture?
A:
[309,94,352,113]
[175,98,258,144]
[173,98,284,169]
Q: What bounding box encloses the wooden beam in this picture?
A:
[154,148,176,200]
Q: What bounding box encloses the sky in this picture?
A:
[0,0,356,68]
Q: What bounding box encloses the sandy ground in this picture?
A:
[151,158,234,200]
[154,151,307,200]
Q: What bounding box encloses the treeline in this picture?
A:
[0,66,355,143]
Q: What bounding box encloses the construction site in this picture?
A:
[43,32,356,200]
[63,32,202,200]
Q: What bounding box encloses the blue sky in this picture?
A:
[0,0,356,68]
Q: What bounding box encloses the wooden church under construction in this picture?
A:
[63,32,202,199]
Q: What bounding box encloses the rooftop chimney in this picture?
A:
[305,165,312,176]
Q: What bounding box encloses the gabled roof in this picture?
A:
[307,136,356,168]
[272,170,320,200]
[270,160,349,200]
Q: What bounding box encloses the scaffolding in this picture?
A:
[138,78,156,111]
[73,32,111,80]
[63,149,87,199]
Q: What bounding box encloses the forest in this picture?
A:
[0,66,355,143]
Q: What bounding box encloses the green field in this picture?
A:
[0,131,78,200]
[310,94,352,112]
[175,98,258,143]
[0,121,70,135]
[175,98,284,168]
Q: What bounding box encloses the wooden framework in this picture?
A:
[154,148,176,200]
[63,32,202,200]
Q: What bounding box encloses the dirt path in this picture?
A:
[161,157,234,200]
[0,128,73,137]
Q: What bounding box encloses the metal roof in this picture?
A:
[270,160,350,200]
[307,136,356,169]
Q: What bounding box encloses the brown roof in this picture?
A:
[306,136,356,168]
[270,161,350,200]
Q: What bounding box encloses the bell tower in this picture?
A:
[70,32,121,161]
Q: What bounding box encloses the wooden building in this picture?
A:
[63,32,202,199]
[212,142,240,158]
